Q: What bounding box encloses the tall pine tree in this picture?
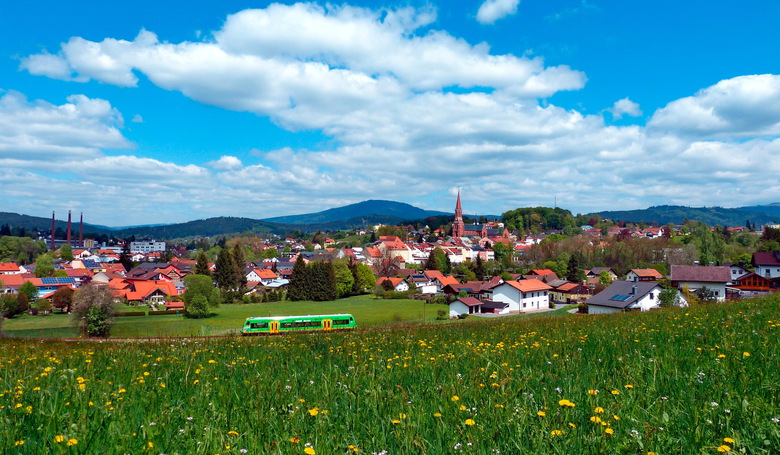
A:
[287,255,309,301]
[195,251,211,276]
[213,248,237,290]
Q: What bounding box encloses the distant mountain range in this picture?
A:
[2,201,779,241]
[263,199,449,224]
[597,204,780,227]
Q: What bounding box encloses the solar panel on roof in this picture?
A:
[609,294,632,302]
[41,277,57,284]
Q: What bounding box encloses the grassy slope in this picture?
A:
[2,296,450,338]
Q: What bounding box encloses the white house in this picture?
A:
[375,277,409,292]
[670,265,731,302]
[449,297,509,318]
[491,279,552,312]
[586,281,666,314]
[753,252,780,279]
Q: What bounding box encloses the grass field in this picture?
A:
[1,296,779,454]
[1,296,449,338]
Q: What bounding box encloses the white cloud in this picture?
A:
[648,74,780,138]
[206,155,243,171]
[10,5,780,223]
[477,0,521,24]
[608,97,642,120]
[131,114,144,123]
[0,90,132,161]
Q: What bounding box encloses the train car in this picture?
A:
[242,313,357,335]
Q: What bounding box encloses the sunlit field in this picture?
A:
[1,296,441,338]
[2,295,779,454]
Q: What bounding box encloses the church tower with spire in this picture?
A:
[452,189,465,238]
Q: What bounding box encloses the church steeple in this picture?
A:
[452,189,465,238]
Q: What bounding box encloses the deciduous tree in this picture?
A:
[71,283,117,338]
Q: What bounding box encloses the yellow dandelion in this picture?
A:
[588,389,599,395]
[537,411,546,417]
[459,405,467,411]
[308,408,319,416]
[550,430,564,436]
[289,436,300,444]
[465,419,475,426]
[14,441,24,446]
[590,416,602,423]
[159,383,166,388]
[743,352,750,357]
[67,439,78,446]
[304,448,316,455]
[398,413,407,419]
[78,384,86,391]
[717,445,731,453]
[433,413,442,417]
[723,437,735,444]
[348,444,359,452]
[625,384,634,389]
[451,395,459,401]
[568,423,577,428]
[605,428,614,435]
[392,419,400,425]
[613,415,620,421]
[55,435,65,443]
[228,430,239,437]
[611,390,620,395]
[594,406,604,414]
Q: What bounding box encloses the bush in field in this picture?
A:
[182,274,221,318]
[71,283,117,337]
[0,294,20,318]
[34,298,52,315]
[51,286,74,313]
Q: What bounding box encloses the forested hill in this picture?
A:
[263,200,450,224]
[596,205,779,226]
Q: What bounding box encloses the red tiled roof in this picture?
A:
[631,269,663,278]
[503,279,552,293]
[0,263,21,272]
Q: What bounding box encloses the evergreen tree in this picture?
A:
[119,242,133,272]
[473,256,485,281]
[214,248,237,290]
[287,255,309,301]
[195,251,211,276]
[232,244,248,292]
[566,254,585,283]
[424,250,438,271]
[309,261,337,301]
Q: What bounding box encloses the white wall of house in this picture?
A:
[393,281,410,292]
[587,305,621,315]
[631,289,662,311]
[492,284,521,312]
[677,281,727,302]
[755,264,780,279]
[449,300,470,317]
[416,283,437,294]
[492,284,550,312]
[729,265,750,281]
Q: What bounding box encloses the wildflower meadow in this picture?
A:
[2,295,779,454]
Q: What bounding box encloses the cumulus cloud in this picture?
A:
[206,155,243,170]
[648,74,780,138]
[0,90,132,161]
[477,0,521,24]
[608,97,642,120]
[9,4,780,223]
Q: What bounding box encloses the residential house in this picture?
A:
[626,269,664,282]
[753,251,780,279]
[375,277,410,292]
[586,281,666,314]
[586,267,618,282]
[549,281,593,306]
[492,279,552,312]
[722,262,751,284]
[449,297,509,317]
[246,268,279,285]
[670,265,731,302]
[733,272,775,298]
[0,263,22,275]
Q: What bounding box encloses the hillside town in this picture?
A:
[1,192,780,321]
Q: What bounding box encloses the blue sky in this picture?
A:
[2,0,780,226]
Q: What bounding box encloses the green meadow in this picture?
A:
[1,296,442,338]
[1,295,779,454]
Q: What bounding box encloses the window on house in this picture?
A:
[650,293,654,299]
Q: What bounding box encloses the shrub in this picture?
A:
[71,283,117,338]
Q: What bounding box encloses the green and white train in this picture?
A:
[241,313,357,335]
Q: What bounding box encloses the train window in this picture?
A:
[250,322,269,329]
[333,319,350,325]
